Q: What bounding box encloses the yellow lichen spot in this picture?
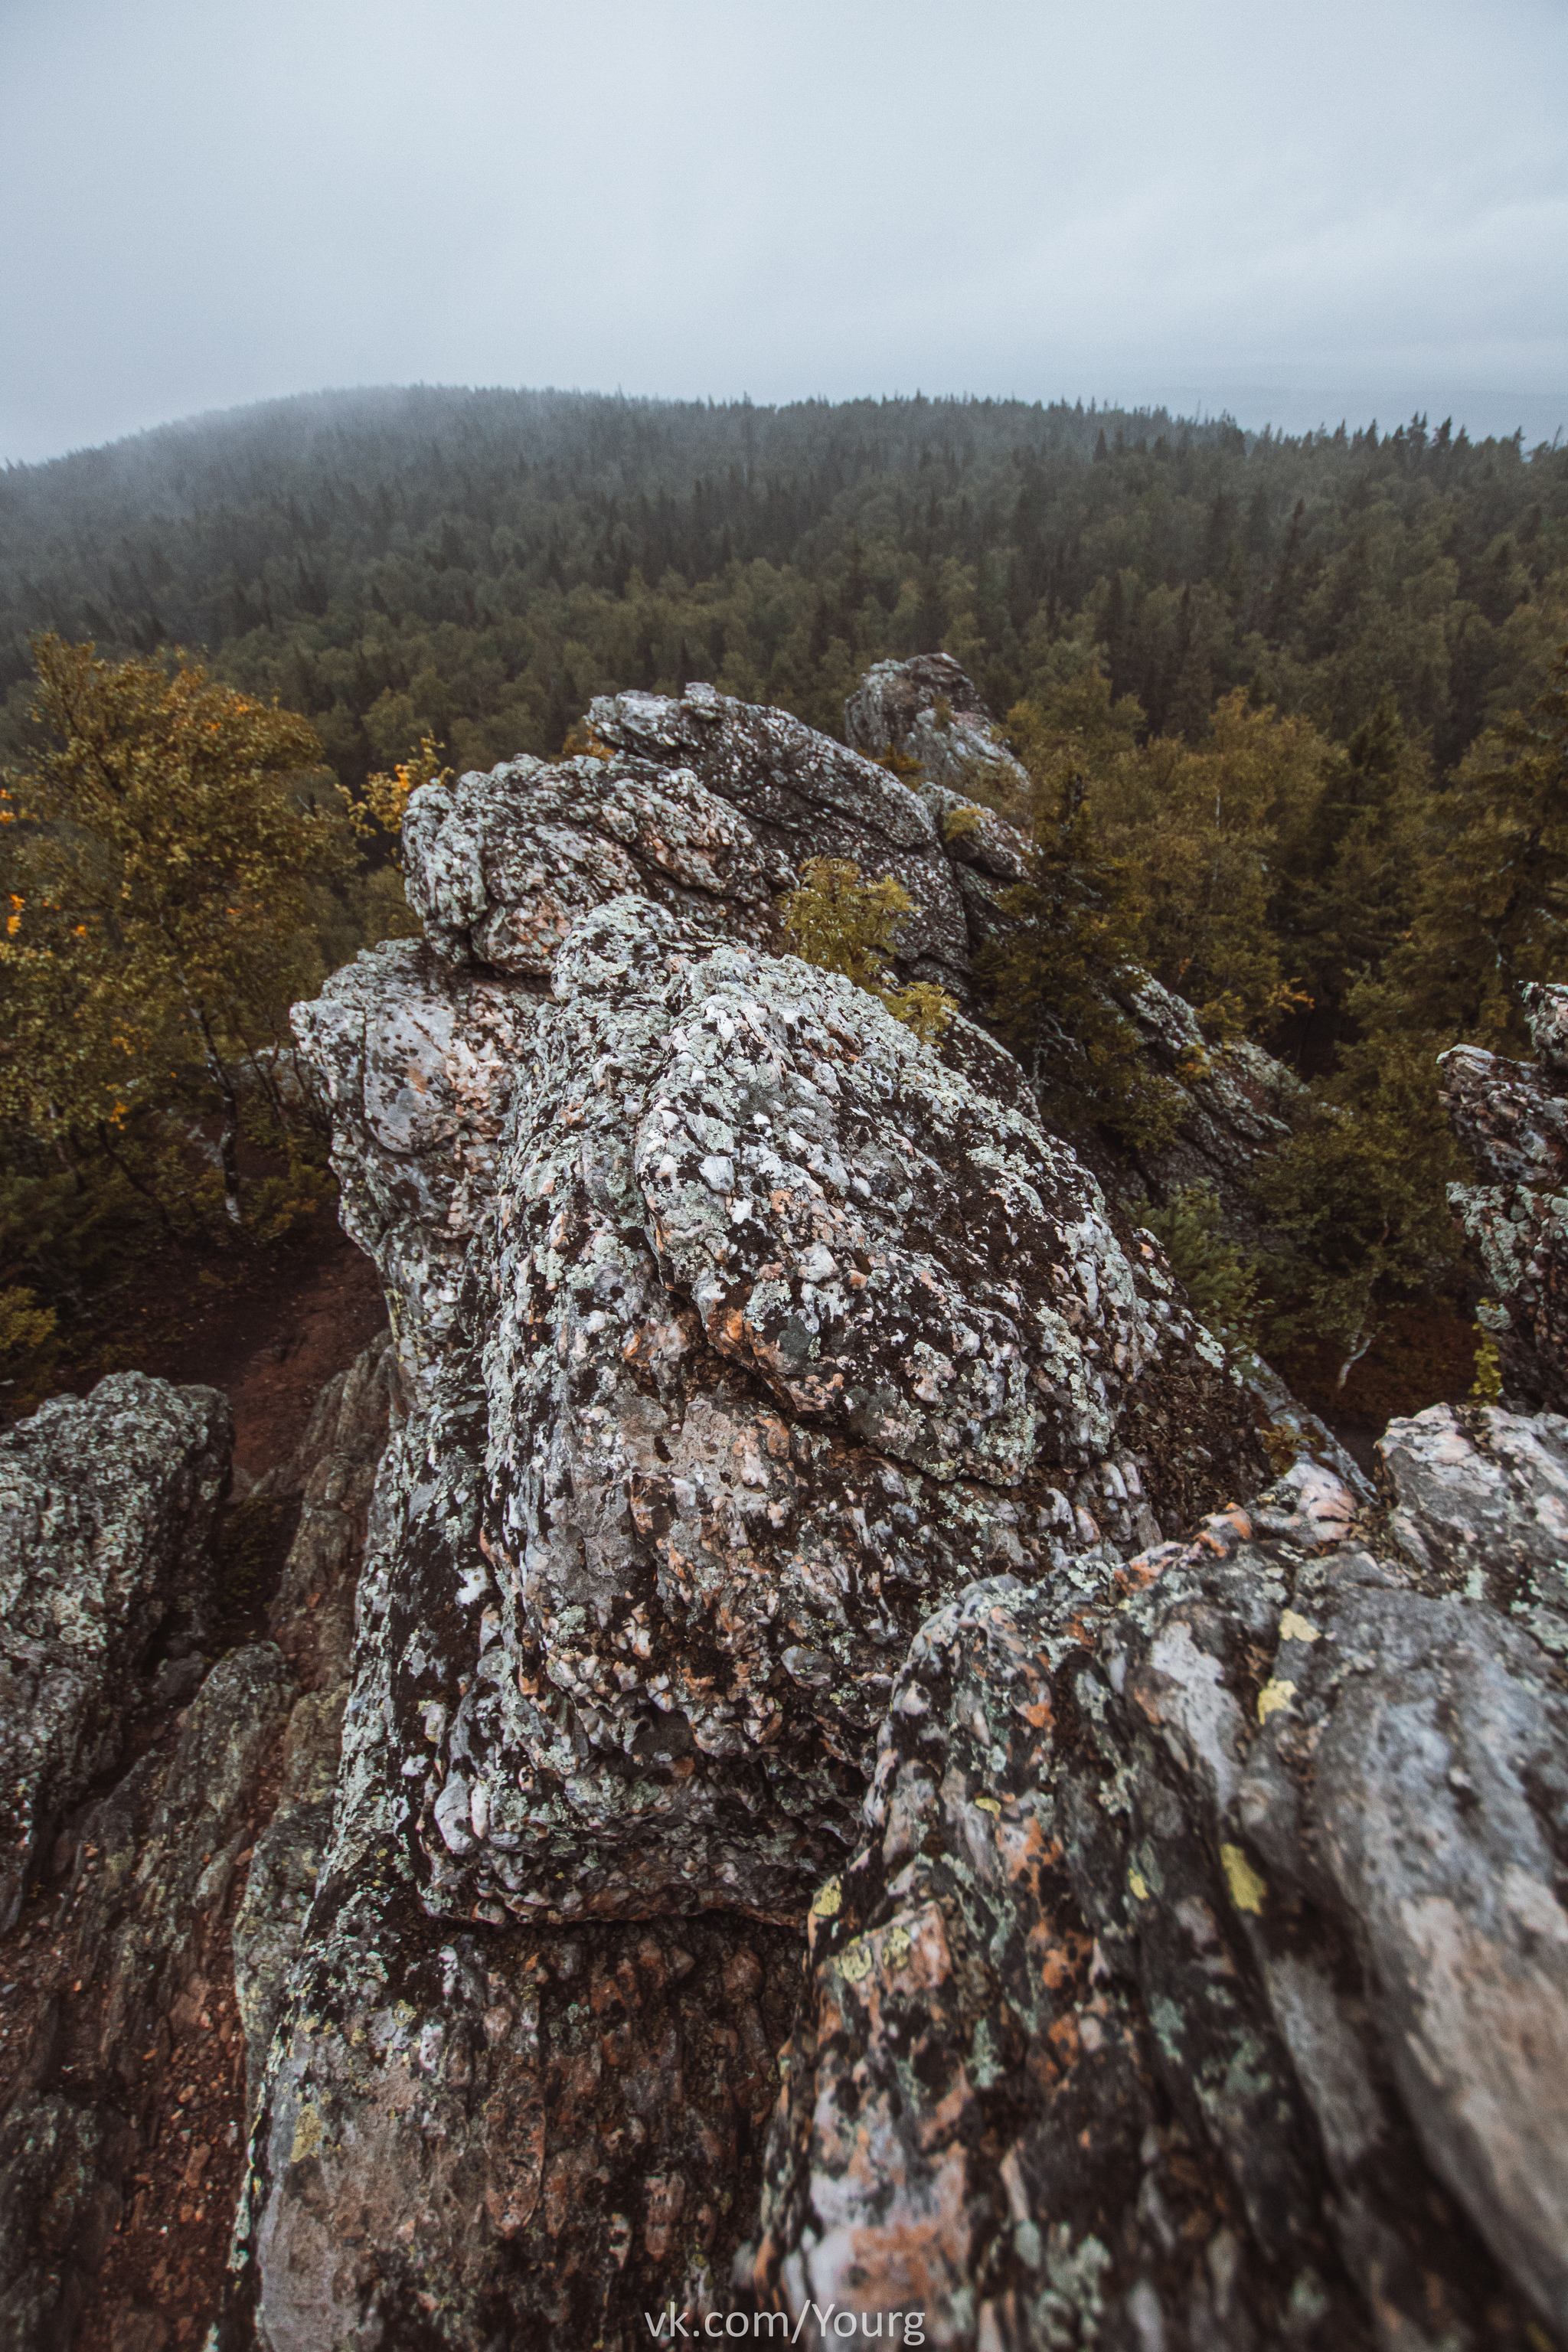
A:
[1221,1844,1266,1915]
[810,1876,842,1920]
[883,1923,912,1971]
[838,1939,873,1984]
[1278,1609,1321,1645]
[974,1794,1002,1816]
[1256,1677,1297,1723]
[1128,1868,1149,1902]
[289,2103,325,2163]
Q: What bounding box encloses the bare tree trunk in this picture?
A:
[193,1007,243,1225]
[1336,1318,1377,1388]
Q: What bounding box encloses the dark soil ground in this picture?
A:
[46,1200,388,1479]
[0,1204,387,2352]
[1279,1298,1480,1473]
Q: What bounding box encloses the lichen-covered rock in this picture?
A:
[1378,1401,1568,1658]
[233,1331,400,2122]
[0,2092,132,2350]
[590,681,972,982]
[754,1455,1567,2347]
[227,1889,799,2351]
[1442,982,1568,1413]
[294,942,541,1392]
[96,1643,293,2089]
[843,651,1031,813]
[0,1374,231,1931]
[402,744,788,975]
[296,891,1263,1936]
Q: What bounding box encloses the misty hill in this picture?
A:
[2,386,1563,784]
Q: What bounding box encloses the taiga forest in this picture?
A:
[2,384,1566,1429]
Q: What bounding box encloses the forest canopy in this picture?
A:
[2,385,1566,1413]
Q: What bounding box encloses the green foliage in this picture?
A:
[1,395,1566,1391]
[1371,644,1568,1055]
[1469,1309,1504,1405]
[778,858,956,1044]
[1253,1020,1467,1382]
[1136,1186,1265,1366]
[0,1285,57,1401]
[2,390,1561,799]
[975,763,1183,1151]
[0,636,358,1222]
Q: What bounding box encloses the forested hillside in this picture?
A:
[3,386,1563,781]
[2,386,1566,1423]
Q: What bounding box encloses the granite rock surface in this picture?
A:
[753,1448,1568,2350]
[1442,980,1568,1413]
[175,688,1568,2348]
[0,1373,230,1932]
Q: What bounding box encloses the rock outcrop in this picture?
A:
[1442,980,1568,1415]
[838,655,1308,1224]
[10,675,1560,2350]
[753,1443,1568,2347]
[0,1374,230,1932]
[216,687,1306,2346]
[0,1341,397,2352]
[844,651,1031,814]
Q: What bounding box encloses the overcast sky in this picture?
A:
[2,0,1564,466]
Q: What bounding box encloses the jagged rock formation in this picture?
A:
[0,1374,230,1932]
[0,1343,396,2352]
[231,1332,400,2123]
[753,1439,1568,2347]
[16,674,1568,2350]
[212,689,1302,2345]
[1442,980,1568,1415]
[844,650,1031,812]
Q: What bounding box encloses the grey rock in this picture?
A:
[756,1455,1565,2347]
[0,1374,231,1931]
[1442,983,1568,1414]
[96,1643,292,2087]
[0,2092,132,2352]
[233,1329,400,2123]
[843,650,1031,813]
[230,1687,344,2128]
[293,942,541,1395]
[228,1891,799,2351]
[294,890,1264,1936]
[1380,1400,1568,1655]
[402,746,785,975]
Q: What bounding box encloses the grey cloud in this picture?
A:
[0,0,1563,461]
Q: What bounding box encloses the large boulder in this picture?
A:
[296,887,1263,1936]
[0,1373,230,1931]
[218,691,1306,2344]
[844,650,1031,813]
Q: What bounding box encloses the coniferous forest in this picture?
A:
[2,385,1566,1419]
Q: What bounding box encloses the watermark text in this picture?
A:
[644,2305,926,2344]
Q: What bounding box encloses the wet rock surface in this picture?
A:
[0,1375,231,1934]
